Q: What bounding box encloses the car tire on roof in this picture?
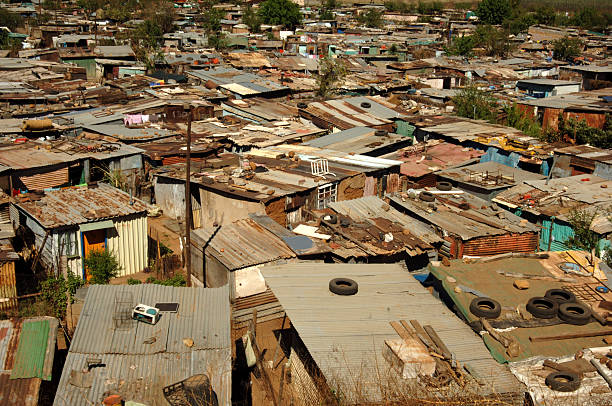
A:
[469,297,501,319]
[558,302,592,325]
[545,289,576,304]
[526,297,558,319]
[436,181,452,191]
[361,102,371,108]
[329,278,358,295]
[419,191,435,202]
[545,371,581,392]
[297,102,308,109]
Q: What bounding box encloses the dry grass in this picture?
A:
[278,344,612,406]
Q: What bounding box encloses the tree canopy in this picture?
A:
[358,9,383,28]
[553,36,583,61]
[476,0,511,25]
[452,84,498,122]
[316,56,347,98]
[258,0,302,30]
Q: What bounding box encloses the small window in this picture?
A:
[317,183,337,209]
[62,232,78,257]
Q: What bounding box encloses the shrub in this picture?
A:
[84,250,120,285]
[127,278,142,285]
[145,274,186,286]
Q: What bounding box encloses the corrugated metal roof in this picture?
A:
[10,319,50,380]
[54,284,231,406]
[388,191,537,240]
[193,218,296,271]
[302,126,409,155]
[83,123,176,141]
[343,96,405,120]
[329,196,443,245]
[261,263,522,400]
[14,183,148,229]
[0,317,58,406]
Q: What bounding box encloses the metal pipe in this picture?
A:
[184,103,192,287]
[591,358,612,390]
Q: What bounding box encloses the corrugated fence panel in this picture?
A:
[0,261,16,310]
[463,232,539,257]
[18,166,69,191]
[108,215,148,276]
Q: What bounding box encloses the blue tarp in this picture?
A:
[480,147,520,168]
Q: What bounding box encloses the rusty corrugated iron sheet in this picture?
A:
[14,183,148,229]
[462,233,539,257]
[194,218,296,271]
[0,317,57,406]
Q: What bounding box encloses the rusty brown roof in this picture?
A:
[14,183,148,229]
[193,218,296,270]
[0,317,58,406]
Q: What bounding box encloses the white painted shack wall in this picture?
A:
[108,214,148,277]
[10,203,147,278]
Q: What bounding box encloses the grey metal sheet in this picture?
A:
[54,284,232,406]
[262,263,522,400]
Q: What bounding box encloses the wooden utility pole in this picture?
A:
[184,103,192,287]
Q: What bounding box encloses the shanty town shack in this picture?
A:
[10,183,148,279]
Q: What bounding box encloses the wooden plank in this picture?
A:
[424,325,452,360]
[530,330,612,342]
[409,320,436,350]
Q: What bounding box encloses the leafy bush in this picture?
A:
[451,84,498,122]
[258,0,302,29]
[145,274,186,286]
[316,56,347,98]
[504,103,542,138]
[127,278,142,285]
[476,0,511,25]
[357,9,383,28]
[552,36,583,61]
[84,250,120,285]
[445,35,475,57]
[558,114,612,149]
[40,271,84,319]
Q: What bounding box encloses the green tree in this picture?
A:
[77,0,104,16]
[445,35,474,57]
[358,9,383,28]
[552,36,583,61]
[506,12,535,35]
[316,56,347,98]
[200,0,227,48]
[133,19,163,49]
[558,114,612,149]
[324,0,338,9]
[474,24,512,57]
[534,6,556,25]
[417,1,442,15]
[0,9,24,31]
[503,103,541,138]
[242,6,261,33]
[144,0,176,34]
[258,0,302,29]
[40,271,83,319]
[0,30,23,53]
[566,209,601,262]
[84,250,120,285]
[319,8,334,20]
[384,0,414,12]
[476,0,510,25]
[572,7,607,31]
[452,84,497,122]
